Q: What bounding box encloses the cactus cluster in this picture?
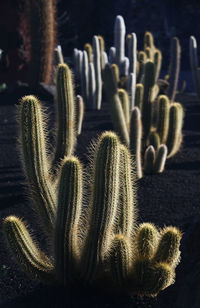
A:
[103,63,184,178]
[190,36,200,100]
[3,105,182,296]
[73,35,105,110]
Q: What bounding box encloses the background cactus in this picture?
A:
[26,0,56,89]
[3,117,182,297]
[190,36,200,100]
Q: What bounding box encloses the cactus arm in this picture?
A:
[97,35,105,69]
[128,72,136,111]
[84,43,93,63]
[118,89,130,126]
[3,216,54,281]
[154,49,162,83]
[88,62,96,109]
[156,95,170,144]
[81,132,121,282]
[144,145,155,175]
[137,51,146,83]
[81,51,89,106]
[147,131,160,151]
[166,102,184,158]
[55,157,83,284]
[52,64,76,172]
[130,107,143,179]
[167,37,181,102]
[128,33,137,75]
[154,145,168,174]
[103,64,130,146]
[114,15,126,74]
[76,95,84,135]
[54,45,64,65]
[93,36,102,110]
[120,57,130,76]
[135,83,144,111]
[108,47,116,64]
[19,96,56,232]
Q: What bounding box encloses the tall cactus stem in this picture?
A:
[76,95,84,135]
[93,36,102,110]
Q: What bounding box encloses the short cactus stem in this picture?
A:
[166,102,184,158]
[3,216,54,281]
[137,51,147,83]
[109,47,116,64]
[19,96,56,232]
[136,223,159,259]
[97,35,105,69]
[108,234,132,287]
[144,145,155,175]
[156,95,170,144]
[53,64,76,171]
[153,227,182,266]
[76,95,84,135]
[144,31,155,50]
[54,45,64,64]
[130,107,143,179]
[55,156,83,284]
[120,57,130,76]
[81,132,121,282]
[154,145,168,174]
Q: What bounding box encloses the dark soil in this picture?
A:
[0,84,199,307]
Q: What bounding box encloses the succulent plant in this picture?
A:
[3,119,182,297]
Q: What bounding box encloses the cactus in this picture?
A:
[88,62,96,109]
[92,36,102,110]
[114,15,126,74]
[4,124,181,296]
[52,64,76,171]
[97,35,105,69]
[84,43,93,63]
[27,0,56,89]
[189,36,200,99]
[81,51,89,105]
[167,37,181,102]
[118,89,130,126]
[156,95,170,144]
[76,95,84,135]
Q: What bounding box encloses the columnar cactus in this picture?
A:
[167,37,181,102]
[114,15,126,74]
[189,36,200,99]
[27,0,56,89]
[3,124,182,297]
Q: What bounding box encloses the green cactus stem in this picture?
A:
[81,132,121,282]
[18,96,56,233]
[118,89,130,126]
[167,37,181,102]
[144,145,155,175]
[166,102,184,158]
[154,145,168,174]
[135,84,144,111]
[3,216,54,281]
[27,0,56,89]
[52,64,76,171]
[55,156,83,284]
[130,107,143,179]
[76,95,84,135]
[103,64,129,146]
[156,95,170,144]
